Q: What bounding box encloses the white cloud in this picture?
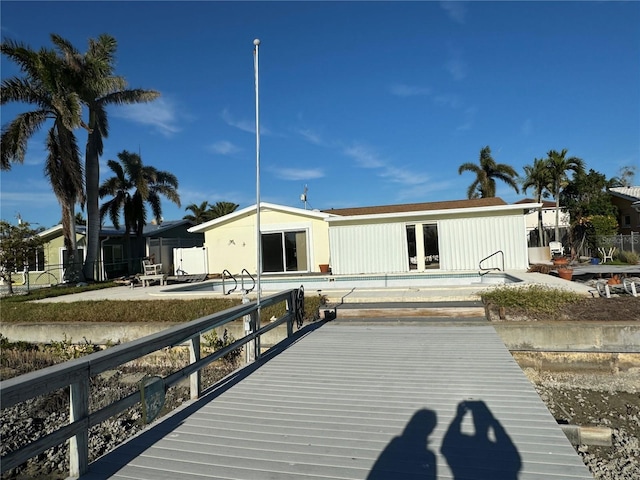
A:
[390,84,432,97]
[274,167,325,181]
[445,57,467,81]
[434,93,462,109]
[113,98,181,137]
[343,144,385,169]
[295,128,324,146]
[343,143,430,187]
[440,1,468,24]
[221,108,271,136]
[380,166,429,186]
[207,140,241,155]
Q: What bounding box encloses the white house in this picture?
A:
[190,198,539,276]
[324,198,535,274]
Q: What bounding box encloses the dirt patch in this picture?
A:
[487,296,640,322]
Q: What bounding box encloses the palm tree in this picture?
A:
[522,158,552,246]
[99,150,181,262]
[50,34,160,281]
[458,146,520,199]
[545,149,585,242]
[183,201,212,224]
[209,201,239,219]
[1,39,86,277]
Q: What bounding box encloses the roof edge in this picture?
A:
[325,203,542,223]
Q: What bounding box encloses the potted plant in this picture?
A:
[557,265,573,281]
[552,255,569,266]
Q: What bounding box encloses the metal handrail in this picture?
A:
[221,269,237,294]
[0,288,304,478]
[241,268,256,294]
[478,250,504,276]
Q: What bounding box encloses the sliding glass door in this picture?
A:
[261,230,308,273]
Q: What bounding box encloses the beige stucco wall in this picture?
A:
[202,207,331,275]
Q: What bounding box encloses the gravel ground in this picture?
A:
[524,369,640,480]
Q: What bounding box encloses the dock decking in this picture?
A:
[82,323,592,479]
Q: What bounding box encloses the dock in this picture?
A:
[81,322,591,479]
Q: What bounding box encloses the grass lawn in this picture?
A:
[0,283,323,324]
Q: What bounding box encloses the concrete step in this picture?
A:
[319,301,486,321]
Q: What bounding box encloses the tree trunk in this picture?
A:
[5,271,14,295]
[536,191,544,246]
[83,128,101,281]
[64,203,85,284]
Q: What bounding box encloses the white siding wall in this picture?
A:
[438,214,529,271]
[328,212,529,274]
[329,223,406,274]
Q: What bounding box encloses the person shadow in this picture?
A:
[367,409,437,480]
[441,400,522,479]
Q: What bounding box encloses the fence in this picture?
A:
[598,233,640,254]
[0,288,304,478]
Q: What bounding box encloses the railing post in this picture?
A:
[286,290,294,338]
[69,377,89,478]
[252,309,261,361]
[189,336,201,400]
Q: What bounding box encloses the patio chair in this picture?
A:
[597,247,616,263]
[549,241,564,257]
[142,258,162,275]
[623,277,638,297]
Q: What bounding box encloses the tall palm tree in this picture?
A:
[522,158,552,246]
[99,150,181,262]
[545,149,585,242]
[183,201,212,224]
[209,201,239,219]
[1,39,85,277]
[50,34,160,280]
[458,146,520,199]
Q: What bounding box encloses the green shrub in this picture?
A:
[617,250,639,265]
[202,329,243,367]
[480,285,583,314]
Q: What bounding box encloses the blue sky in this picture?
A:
[1,1,639,229]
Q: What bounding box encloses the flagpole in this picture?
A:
[253,38,261,308]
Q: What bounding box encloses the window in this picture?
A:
[623,215,631,227]
[61,248,84,268]
[261,230,308,273]
[104,244,126,278]
[27,248,45,271]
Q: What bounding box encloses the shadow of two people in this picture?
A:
[367,400,521,480]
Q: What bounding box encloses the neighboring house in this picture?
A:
[190,198,539,276]
[188,203,334,275]
[29,220,203,285]
[514,198,570,246]
[608,186,640,235]
[514,198,570,232]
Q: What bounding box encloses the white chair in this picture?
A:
[597,247,616,263]
[142,258,162,275]
[549,241,564,257]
